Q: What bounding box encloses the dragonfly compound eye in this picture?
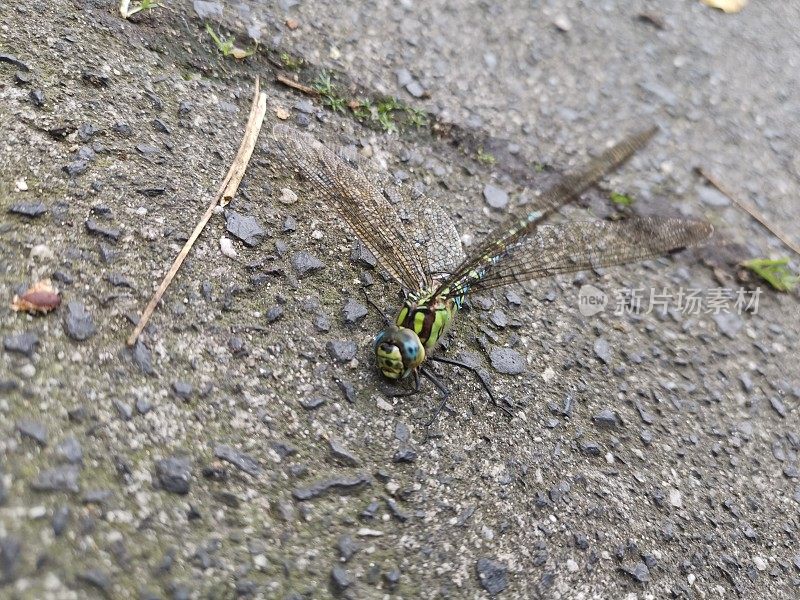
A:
[374,327,425,379]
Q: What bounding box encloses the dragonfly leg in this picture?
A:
[361,287,391,325]
[428,355,514,418]
[381,369,421,398]
[419,367,453,436]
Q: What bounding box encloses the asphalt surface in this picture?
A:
[1,0,799,598]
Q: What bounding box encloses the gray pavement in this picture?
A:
[0,0,798,598]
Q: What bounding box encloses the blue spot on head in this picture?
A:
[373,331,385,348]
[403,341,418,358]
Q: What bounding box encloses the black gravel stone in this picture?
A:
[17,419,48,446]
[63,159,88,177]
[489,347,525,374]
[329,438,360,466]
[0,536,21,585]
[313,313,331,332]
[85,218,120,241]
[131,341,155,375]
[483,184,509,210]
[593,338,612,364]
[136,143,159,155]
[769,396,787,418]
[261,303,284,323]
[350,241,376,268]
[113,399,133,421]
[394,422,411,443]
[331,565,353,592]
[106,273,133,287]
[489,309,508,328]
[62,301,96,341]
[336,535,359,561]
[281,215,297,233]
[56,437,83,463]
[82,489,113,505]
[392,447,418,463]
[291,251,325,277]
[82,69,110,87]
[622,561,650,583]
[592,408,620,428]
[0,53,30,70]
[225,210,266,247]
[4,332,39,357]
[152,118,171,134]
[476,557,508,595]
[136,397,153,415]
[52,506,70,536]
[29,88,45,106]
[77,569,112,596]
[385,497,410,522]
[580,440,602,455]
[336,379,356,403]
[361,500,380,520]
[214,444,262,478]
[342,298,368,324]
[384,568,401,589]
[326,340,357,362]
[155,456,192,495]
[31,465,80,493]
[9,202,47,217]
[172,381,193,400]
[269,440,297,459]
[292,473,371,500]
[299,396,326,410]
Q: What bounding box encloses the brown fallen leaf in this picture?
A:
[701,0,747,13]
[274,106,290,120]
[11,279,61,314]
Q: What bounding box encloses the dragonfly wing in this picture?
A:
[442,217,713,297]
[435,126,659,296]
[386,182,466,281]
[272,125,430,292]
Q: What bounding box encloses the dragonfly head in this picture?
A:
[373,325,426,380]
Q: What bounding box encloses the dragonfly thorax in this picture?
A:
[374,325,425,380]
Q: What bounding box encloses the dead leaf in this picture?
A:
[230,47,255,60]
[286,18,299,30]
[11,279,61,314]
[274,106,290,120]
[701,0,747,13]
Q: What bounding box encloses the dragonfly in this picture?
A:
[271,124,713,420]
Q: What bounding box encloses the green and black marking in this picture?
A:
[272,124,713,420]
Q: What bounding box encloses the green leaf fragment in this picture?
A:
[610,192,634,206]
[742,257,799,292]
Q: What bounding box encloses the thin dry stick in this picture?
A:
[127,77,268,346]
[276,73,318,97]
[698,167,800,257]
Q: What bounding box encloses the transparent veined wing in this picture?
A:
[272,125,429,292]
[441,217,713,297]
[435,126,659,297]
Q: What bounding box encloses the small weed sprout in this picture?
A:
[120,0,162,19]
[206,24,255,59]
[312,71,347,113]
[477,149,496,165]
[280,52,303,71]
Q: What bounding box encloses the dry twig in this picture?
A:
[697,167,800,257]
[276,73,318,97]
[127,77,268,346]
